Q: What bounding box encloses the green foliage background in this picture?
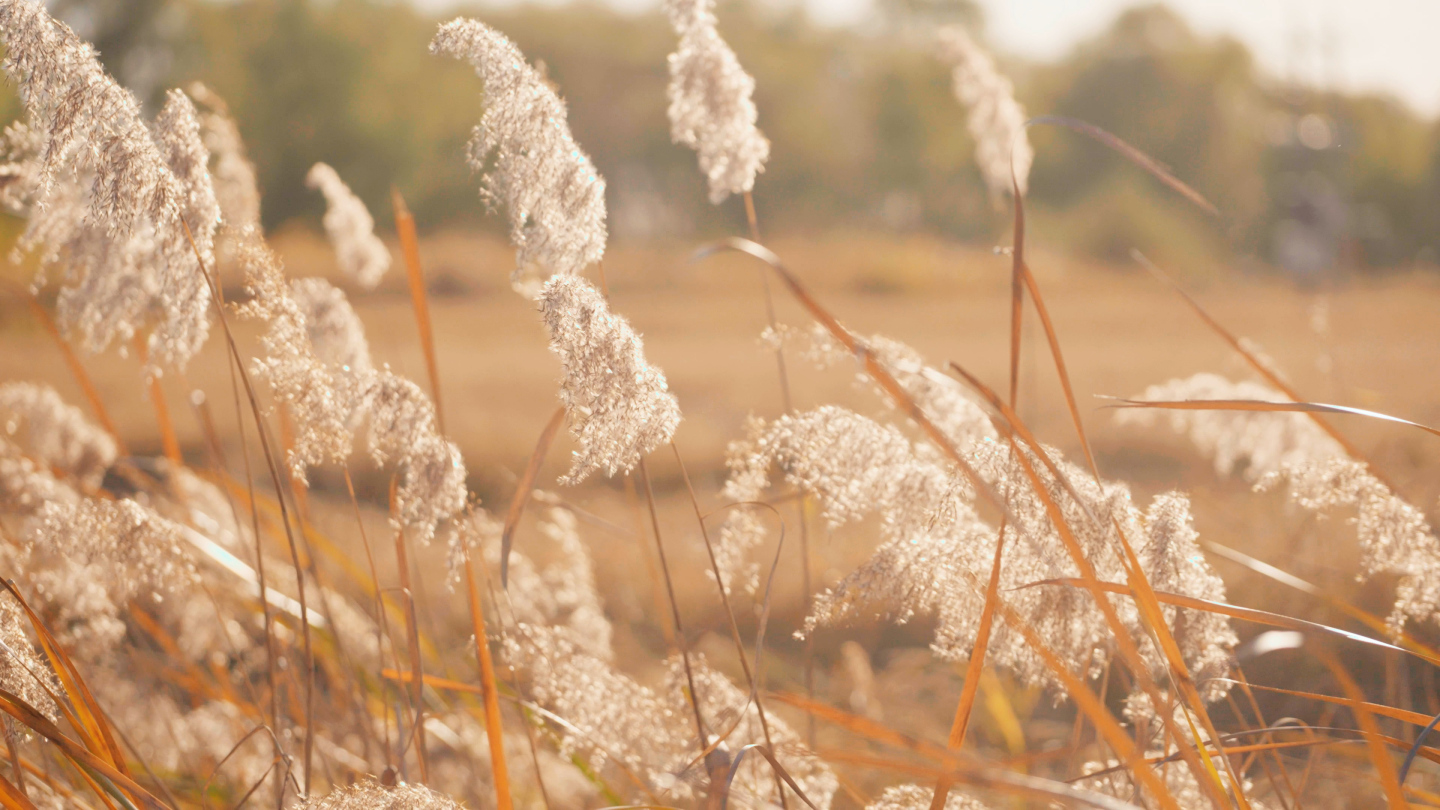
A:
[9,0,1440,271]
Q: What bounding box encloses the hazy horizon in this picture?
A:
[410,0,1440,117]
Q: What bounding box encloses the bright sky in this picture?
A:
[434,0,1440,118]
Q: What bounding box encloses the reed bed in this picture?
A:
[0,0,1435,807]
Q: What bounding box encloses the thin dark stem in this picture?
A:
[743,190,815,748]
[635,459,709,752]
[671,441,788,809]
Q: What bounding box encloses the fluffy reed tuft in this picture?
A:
[0,1,220,367]
[936,26,1033,198]
[298,780,465,809]
[664,0,770,203]
[306,162,392,289]
[290,277,376,376]
[866,784,992,810]
[430,19,607,297]
[187,82,262,234]
[539,274,681,485]
[0,382,117,487]
[724,404,1236,701]
[1116,372,1345,479]
[24,497,198,655]
[0,591,59,732]
[1121,372,1440,633]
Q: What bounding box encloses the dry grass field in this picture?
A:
[5,230,1439,804]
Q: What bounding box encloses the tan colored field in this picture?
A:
[3,230,1438,803]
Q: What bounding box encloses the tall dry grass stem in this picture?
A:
[463,551,513,810]
[183,219,314,797]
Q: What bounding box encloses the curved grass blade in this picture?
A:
[931,522,1007,810]
[393,188,445,434]
[501,406,565,588]
[0,688,166,810]
[1018,578,1429,664]
[0,581,129,778]
[1026,116,1217,216]
[1203,542,1440,664]
[1402,712,1440,787]
[1128,249,1388,489]
[0,770,37,810]
[1313,647,1406,806]
[1105,397,1440,440]
[463,544,513,810]
[721,744,819,810]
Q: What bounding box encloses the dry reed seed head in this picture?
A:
[297,780,466,809]
[1260,457,1440,634]
[1120,373,1440,633]
[186,82,262,234]
[1141,492,1237,699]
[866,784,993,810]
[477,504,613,656]
[0,439,80,516]
[796,323,998,450]
[94,679,272,792]
[290,278,376,375]
[502,623,694,799]
[664,0,770,204]
[430,19,607,297]
[794,417,1237,700]
[539,274,681,484]
[24,497,199,656]
[0,590,60,735]
[669,655,839,808]
[306,162,392,289]
[0,382,117,487]
[359,372,470,548]
[240,240,364,480]
[0,1,220,367]
[394,434,468,547]
[1115,372,1345,480]
[936,26,1033,199]
[534,505,613,657]
[0,119,43,215]
[719,406,958,595]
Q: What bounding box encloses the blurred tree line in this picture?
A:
[7,0,1440,272]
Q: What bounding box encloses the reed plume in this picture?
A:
[936,26,1033,198]
[488,506,613,660]
[664,0,770,203]
[792,324,997,449]
[0,591,59,732]
[1121,372,1440,633]
[1116,372,1345,479]
[726,405,1236,701]
[187,82,262,234]
[0,439,78,516]
[539,274,681,485]
[866,784,992,810]
[240,239,366,480]
[24,497,199,655]
[0,1,220,367]
[503,622,692,798]
[307,162,392,289]
[242,241,467,546]
[0,382,117,488]
[290,278,376,376]
[298,780,465,809]
[430,19,607,297]
[677,655,838,808]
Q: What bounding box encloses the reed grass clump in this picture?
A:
[0,4,1429,809]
